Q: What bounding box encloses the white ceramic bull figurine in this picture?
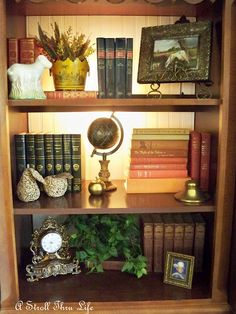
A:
[7,55,52,99]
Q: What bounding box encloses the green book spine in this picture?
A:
[63,134,72,192]
[34,134,45,176]
[44,134,54,176]
[105,38,115,98]
[126,38,133,98]
[115,37,126,98]
[14,133,27,182]
[25,133,35,169]
[53,134,63,174]
[96,37,106,99]
[71,134,81,192]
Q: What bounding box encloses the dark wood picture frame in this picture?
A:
[164,252,195,289]
[138,21,212,83]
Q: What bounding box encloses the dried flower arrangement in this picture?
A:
[37,22,95,62]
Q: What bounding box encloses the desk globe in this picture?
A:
[87,113,124,191]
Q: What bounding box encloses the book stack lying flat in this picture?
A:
[125,128,191,193]
[141,213,206,273]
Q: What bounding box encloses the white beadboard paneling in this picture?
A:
[27,16,195,180]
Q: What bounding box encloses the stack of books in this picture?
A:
[96,37,133,98]
[14,133,82,192]
[125,128,191,193]
[141,213,206,273]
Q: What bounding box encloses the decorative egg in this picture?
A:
[88,178,106,196]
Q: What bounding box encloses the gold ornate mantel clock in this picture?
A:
[26,217,80,282]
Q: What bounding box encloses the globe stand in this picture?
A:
[88,113,124,192]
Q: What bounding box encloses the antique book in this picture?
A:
[115,38,126,98]
[7,38,19,67]
[129,169,188,178]
[192,213,206,272]
[105,38,115,98]
[182,213,195,255]
[34,133,45,177]
[173,214,184,254]
[63,134,72,192]
[200,132,211,191]
[14,133,27,182]
[53,134,63,174]
[132,128,190,135]
[189,130,201,182]
[71,134,82,192]
[19,37,37,64]
[25,133,36,170]
[129,163,187,170]
[130,148,188,158]
[132,134,190,140]
[141,214,154,272]
[45,90,97,99]
[125,177,190,194]
[96,37,106,98]
[125,38,133,98]
[44,134,55,176]
[152,214,164,273]
[162,214,175,264]
[130,157,188,165]
[131,139,189,150]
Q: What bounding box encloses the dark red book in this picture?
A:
[190,130,201,182]
[19,37,37,64]
[200,132,211,191]
[7,38,19,66]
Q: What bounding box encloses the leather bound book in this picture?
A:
[129,169,188,179]
[53,134,63,175]
[131,139,189,150]
[192,213,206,272]
[141,214,154,272]
[130,148,188,158]
[7,38,19,67]
[152,214,164,273]
[63,134,72,192]
[126,38,133,98]
[34,133,45,177]
[25,133,36,170]
[105,38,115,98]
[96,37,106,99]
[190,130,201,182]
[162,214,174,264]
[14,133,27,182]
[19,37,37,64]
[182,213,194,255]
[71,134,82,192]
[173,214,184,254]
[115,38,126,98]
[200,132,211,191]
[44,134,54,176]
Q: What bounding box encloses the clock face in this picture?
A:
[41,232,62,253]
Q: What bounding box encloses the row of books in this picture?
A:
[126,128,191,193]
[141,213,206,273]
[7,37,41,66]
[14,133,81,192]
[96,37,133,98]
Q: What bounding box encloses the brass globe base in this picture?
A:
[98,159,117,192]
[174,179,210,204]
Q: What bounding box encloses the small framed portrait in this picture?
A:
[164,252,195,289]
[138,20,212,83]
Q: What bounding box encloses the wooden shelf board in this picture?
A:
[19,267,211,303]
[7,0,197,17]
[8,97,220,113]
[14,180,215,215]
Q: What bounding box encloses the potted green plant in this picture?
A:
[37,22,95,91]
[67,214,147,278]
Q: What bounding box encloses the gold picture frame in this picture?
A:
[164,252,195,289]
[138,20,212,83]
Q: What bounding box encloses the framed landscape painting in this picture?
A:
[138,21,212,83]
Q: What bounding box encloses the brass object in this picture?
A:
[26,217,80,282]
[174,179,210,204]
[87,113,124,191]
[88,178,106,196]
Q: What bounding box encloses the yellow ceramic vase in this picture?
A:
[51,57,89,91]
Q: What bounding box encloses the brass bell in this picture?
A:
[174,179,210,204]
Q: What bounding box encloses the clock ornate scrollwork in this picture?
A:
[26,217,80,282]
